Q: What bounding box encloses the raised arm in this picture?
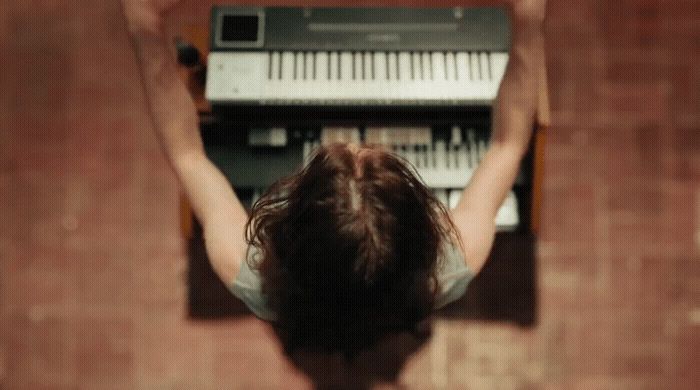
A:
[451,0,546,274]
[121,0,248,284]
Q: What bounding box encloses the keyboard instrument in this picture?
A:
[206,7,509,106]
[199,6,526,232]
[201,123,522,231]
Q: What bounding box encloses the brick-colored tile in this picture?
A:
[3,313,70,388]
[71,315,135,389]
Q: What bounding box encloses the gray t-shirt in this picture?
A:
[228,242,474,321]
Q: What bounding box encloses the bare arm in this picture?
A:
[452,0,546,274]
[122,0,247,284]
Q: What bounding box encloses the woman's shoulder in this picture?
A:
[227,245,278,321]
[433,239,474,309]
[228,242,473,316]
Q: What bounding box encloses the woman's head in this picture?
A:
[246,143,458,363]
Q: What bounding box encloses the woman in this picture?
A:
[121,0,546,387]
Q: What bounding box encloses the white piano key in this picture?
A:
[421,145,430,167]
[340,52,353,80]
[457,144,469,174]
[412,52,422,80]
[382,128,391,145]
[396,145,407,161]
[281,51,295,80]
[329,51,339,80]
[414,146,425,168]
[208,51,503,105]
[455,52,469,81]
[303,141,313,164]
[462,129,472,168]
[455,145,463,169]
[413,146,423,168]
[445,52,456,80]
[364,127,379,144]
[252,189,261,206]
[295,52,305,80]
[321,127,360,144]
[422,52,432,80]
[364,52,373,80]
[466,129,476,142]
[264,79,485,104]
[304,52,313,80]
[448,190,462,210]
[479,52,491,80]
[405,147,416,167]
[349,128,361,144]
[495,191,519,229]
[387,52,398,80]
[434,140,447,171]
[478,139,488,162]
[413,147,424,169]
[450,125,462,144]
[400,128,411,145]
[463,140,473,170]
[387,128,401,145]
[434,189,449,207]
[470,52,480,80]
[398,52,411,80]
[445,146,454,169]
[349,127,361,144]
[353,52,363,79]
[490,52,509,83]
[375,52,387,81]
[453,145,462,169]
[379,127,393,145]
[432,52,446,81]
[467,129,478,168]
[249,127,287,147]
[426,142,434,169]
[320,128,334,144]
[382,127,394,145]
[316,51,328,80]
[409,127,431,145]
[270,51,280,80]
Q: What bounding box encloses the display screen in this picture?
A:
[221,15,259,42]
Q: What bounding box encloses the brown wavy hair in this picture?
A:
[245,143,460,363]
